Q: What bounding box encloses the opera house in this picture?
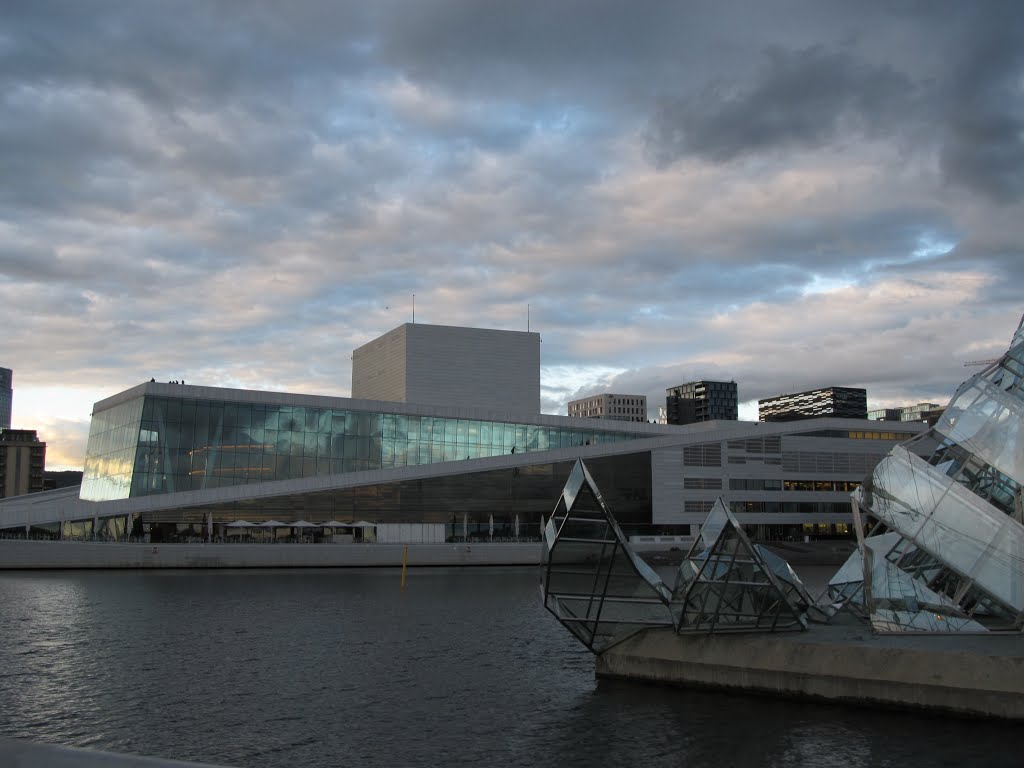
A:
[0,323,923,546]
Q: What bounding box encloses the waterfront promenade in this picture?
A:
[0,539,544,568]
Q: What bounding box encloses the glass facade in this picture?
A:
[82,392,646,502]
[141,453,653,531]
[81,396,145,501]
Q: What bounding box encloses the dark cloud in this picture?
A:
[645,46,919,166]
[937,7,1024,202]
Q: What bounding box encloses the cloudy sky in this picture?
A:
[3,1,1023,469]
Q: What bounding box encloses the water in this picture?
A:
[0,567,1019,768]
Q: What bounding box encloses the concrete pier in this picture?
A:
[596,621,1024,720]
[0,539,542,569]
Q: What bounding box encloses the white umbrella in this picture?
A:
[290,520,318,540]
[225,520,257,541]
[350,520,375,544]
[514,514,520,540]
[259,520,287,541]
[462,513,467,540]
[488,514,494,540]
[320,520,351,528]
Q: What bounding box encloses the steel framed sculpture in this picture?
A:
[672,499,811,633]
[540,460,674,653]
[834,314,1024,633]
[541,460,814,652]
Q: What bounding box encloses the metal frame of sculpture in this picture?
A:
[673,499,810,632]
[540,460,674,653]
[541,461,814,653]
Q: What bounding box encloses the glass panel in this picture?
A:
[264,409,279,430]
[936,379,1024,485]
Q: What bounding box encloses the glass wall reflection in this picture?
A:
[81,394,646,501]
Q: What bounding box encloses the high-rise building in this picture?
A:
[568,394,647,422]
[0,428,46,498]
[665,380,738,425]
[351,323,540,415]
[0,368,11,431]
[759,386,867,422]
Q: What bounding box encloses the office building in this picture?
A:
[0,368,11,431]
[351,323,540,415]
[759,386,867,422]
[665,381,738,425]
[868,402,944,426]
[568,394,647,422]
[0,429,46,498]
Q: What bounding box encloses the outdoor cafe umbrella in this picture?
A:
[488,514,494,540]
[514,514,520,540]
[319,520,351,530]
[290,520,319,540]
[350,520,375,543]
[259,520,287,540]
[225,520,257,540]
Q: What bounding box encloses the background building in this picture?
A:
[0,367,11,430]
[568,394,647,422]
[868,402,944,426]
[0,428,46,498]
[665,381,738,424]
[351,323,540,415]
[759,386,867,422]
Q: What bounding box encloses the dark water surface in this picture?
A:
[0,567,1020,768]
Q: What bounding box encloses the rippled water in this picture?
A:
[0,567,1020,768]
